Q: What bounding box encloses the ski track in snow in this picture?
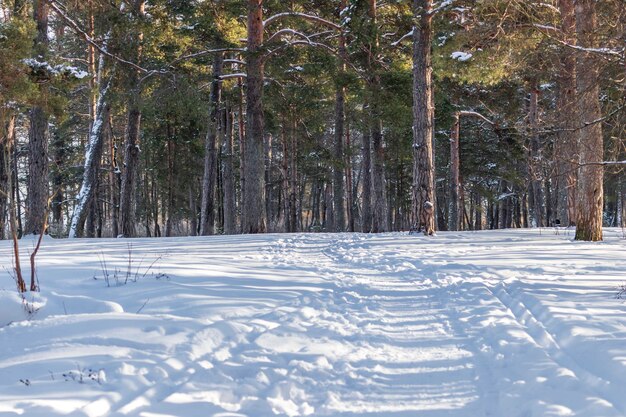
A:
[1,230,626,416]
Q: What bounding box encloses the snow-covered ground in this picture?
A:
[1,229,626,417]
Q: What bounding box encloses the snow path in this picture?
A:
[2,230,626,416]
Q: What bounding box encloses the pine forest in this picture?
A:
[1,0,625,242]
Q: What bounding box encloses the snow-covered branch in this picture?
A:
[263,12,341,31]
[458,111,495,125]
[391,29,413,47]
[219,73,246,80]
[266,28,313,44]
[429,0,456,16]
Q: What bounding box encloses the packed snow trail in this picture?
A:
[1,230,626,416]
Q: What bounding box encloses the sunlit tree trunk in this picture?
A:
[557,0,578,226]
[574,0,604,241]
[411,0,435,235]
[242,0,266,233]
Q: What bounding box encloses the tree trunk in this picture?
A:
[109,114,120,237]
[119,0,145,238]
[528,84,545,227]
[361,128,372,232]
[26,0,50,235]
[574,0,604,241]
[449,112,460,231]
[333,3,347,232]
[412,0,436,235]
[200,53,223,235]
[242,0,266,233]
[223,108,237,234]
[558,0,578,227]
[0,114,16,240]
[69,56,111,238]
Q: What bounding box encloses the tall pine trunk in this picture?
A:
[333,0,347,232]
[368,0,386,233]
[412,0,436,235]
[242,0,266,233]
[69,56,111,238]
[200,53,223,235]
[119,0,145,238]
[574,0,604,241]
[26,0,50,235]
[528,84,545,227]
[223,108,237,234]
[558,0,578,227]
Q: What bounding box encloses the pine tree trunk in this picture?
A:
[574,0,604,241]
[558,0,578,227]
[200,53,223,235]
[449,112,460,231]
[528,84,545,227]
[69,56,111,238]
[223,108,237,234]
[361,128,372,232]
[366,0,386,233]
[0,114,16,239]
[26,0,50,235]
[110,113,120,237]
[242,0,266,233]
[333,3,347,232]
[119,0,145,238]
[412,0,436,235]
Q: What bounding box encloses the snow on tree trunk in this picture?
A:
[411,0,436,235]
[200,53,223,236]
[242,0,266,233]
[574,0,604,241]
[68,61,111,238]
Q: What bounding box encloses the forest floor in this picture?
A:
[1,229,626,417]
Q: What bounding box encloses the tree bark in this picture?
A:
[361,128,372,232]
[449,112,460,231]
[200,53,224,235]
[242,0,266,233]
[223,108,237,234]
[69,56,111,238]
[26,0,50,235]
[119,0,145,238]
[412,0,436,235]
[574,0,604,241]
[332,2,347,232]
[0,114,16,240]
[528,84,545,227]
[557,0,578,226]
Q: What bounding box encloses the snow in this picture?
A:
[22,58,89,79]
[2,229,626,416]
[450,51,473,62]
